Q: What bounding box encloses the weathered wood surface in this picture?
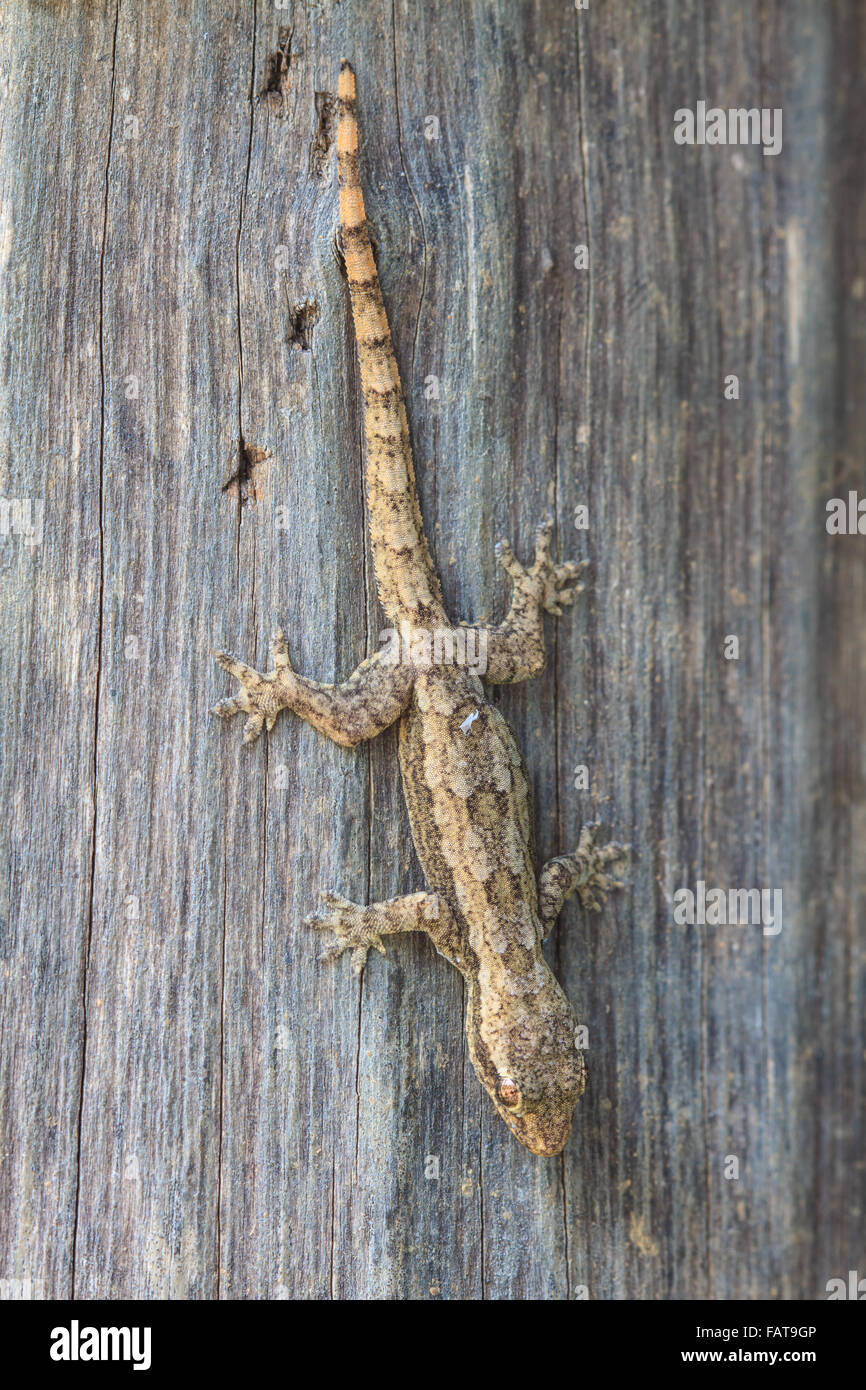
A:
[1,0,863,1300]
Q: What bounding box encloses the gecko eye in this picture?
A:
[498,1078,521,1108]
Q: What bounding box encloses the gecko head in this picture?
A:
[476,989,588,1157]
[492,1054,586,1156]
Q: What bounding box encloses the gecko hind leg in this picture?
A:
[212,631,414,748]
[482,517,589,684]
[538,823,629,934]
[305,890,463,974]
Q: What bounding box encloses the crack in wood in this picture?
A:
[310,90,337,177]
[287,297,320,351]
[260,25,294,116]
[222,437,270,502]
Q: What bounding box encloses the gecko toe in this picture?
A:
[495,539,524,581]
[270,628,292,671]
[216,651,254,681]
[211,696,246,719]
[243,714,265,745]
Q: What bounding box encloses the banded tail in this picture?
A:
[337,61,446,627]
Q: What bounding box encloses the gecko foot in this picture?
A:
[211,628,293,745]
[569,822,630,911]
[495,516,589,616]
[304,893,386,974]
[539,822,630,926]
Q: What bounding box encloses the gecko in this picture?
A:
[213,62,628,1156]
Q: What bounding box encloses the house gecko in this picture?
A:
[213,62,627,1155]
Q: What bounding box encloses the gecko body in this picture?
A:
[213,63,627,1156]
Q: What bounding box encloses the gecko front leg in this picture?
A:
[304,890,465,974]
[212,631,414,747]
[480,517,589,684]
[537,823,629,934]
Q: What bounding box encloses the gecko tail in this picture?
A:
[336,63,446,627]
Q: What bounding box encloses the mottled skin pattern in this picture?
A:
[213,63,627,1156]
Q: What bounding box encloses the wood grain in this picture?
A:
[0,0,863,1299]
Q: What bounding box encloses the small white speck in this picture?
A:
[460,710,480,735]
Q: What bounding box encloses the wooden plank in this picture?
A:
[68,0,256,1298]
[0,0,862,1301]
[0,0,116,1300]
